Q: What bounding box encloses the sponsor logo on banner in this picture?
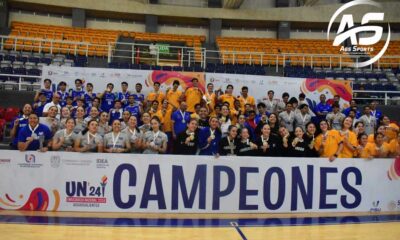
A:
[18,154,43,168]
[0,158,11,164]
[65,176,108,208]
[50,155,61,168]
[327,0,391,68]
[370,201,381,212]
[62,159,92,167]
[96,158,109,169]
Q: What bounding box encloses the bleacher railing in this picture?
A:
[2,35,400,71]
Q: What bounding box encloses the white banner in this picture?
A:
[206,73,353,109]
[0,150,399,213]
[42,66,353,109]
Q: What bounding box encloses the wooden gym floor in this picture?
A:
[0,211,399,240]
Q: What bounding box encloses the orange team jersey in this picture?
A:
[204,92,216,114]
[238,95,255,111]
[166,89,182,110]
[364,142,390,158]
[338,130,358,158]
[219,94,236,111]
[357,145,371,158]
[230,109,239,125]
[388,138,399,156]
[315,130,342,158]
[162,109,173,133]
[385,123,399,141]
[147,91,165,109]
[185,87,203,113]
[149,108,163,123]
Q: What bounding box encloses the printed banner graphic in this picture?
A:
[42,67,352,109]
[41,66,205,94]
[0,151,399,213]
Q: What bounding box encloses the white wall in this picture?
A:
[86,20,145,32]
[158,25,208,37]
[240,0,275,9]
[221,29,276,38]
[9,11,72,27]
[158,0,207,7]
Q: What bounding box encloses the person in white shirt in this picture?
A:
[358,105,376,135]
[43,93,61,119]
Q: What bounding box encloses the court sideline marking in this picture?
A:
[231,222,248,240]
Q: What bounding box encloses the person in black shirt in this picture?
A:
[219,125,238,156]
[197,106,210,130]
[255,123,281,156]
[174,118,199,155]
[236,128,258,156]
[303,122,319,157]
[290,127,309,157]
[278,126,294,156]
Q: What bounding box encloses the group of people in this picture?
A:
[11,77,400,160]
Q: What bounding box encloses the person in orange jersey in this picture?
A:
[218,84,236,112]
[364,132,391,158]
[184,78,204,113]
[380,115,399,142]
[388,132,400,157]
[338,116,358,158]
[146,82,165,111]
[237,86,255,112]
[166,80,183,111]
[315,120,343,161]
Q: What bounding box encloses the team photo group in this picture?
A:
[12,77,400,160]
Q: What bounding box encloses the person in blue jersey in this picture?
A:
[57,81,69,107]
[343,99,361,118]
[132,83,145,106]
[33,93,48,117]
[83,83,97,109]
[255,102,268,124]
[174,118,199,155]
[86,97,102,116]
[199,117,221,155]
[70,99,85,119]
[34,78,53,103]
[109,100,124,124]
[171,101,191,140]
[17,113,52,152]
[99,83,117,113]
[118,82,131,108]
[70,79,85,105]
[10,104,33,149]
[124,95,142,121]
[315,94,332,122]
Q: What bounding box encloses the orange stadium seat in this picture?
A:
[7,21,205,61]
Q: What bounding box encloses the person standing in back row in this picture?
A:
[185,78,203,113]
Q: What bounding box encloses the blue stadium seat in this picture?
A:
[172,66,183,72]
[162,66,172,71]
